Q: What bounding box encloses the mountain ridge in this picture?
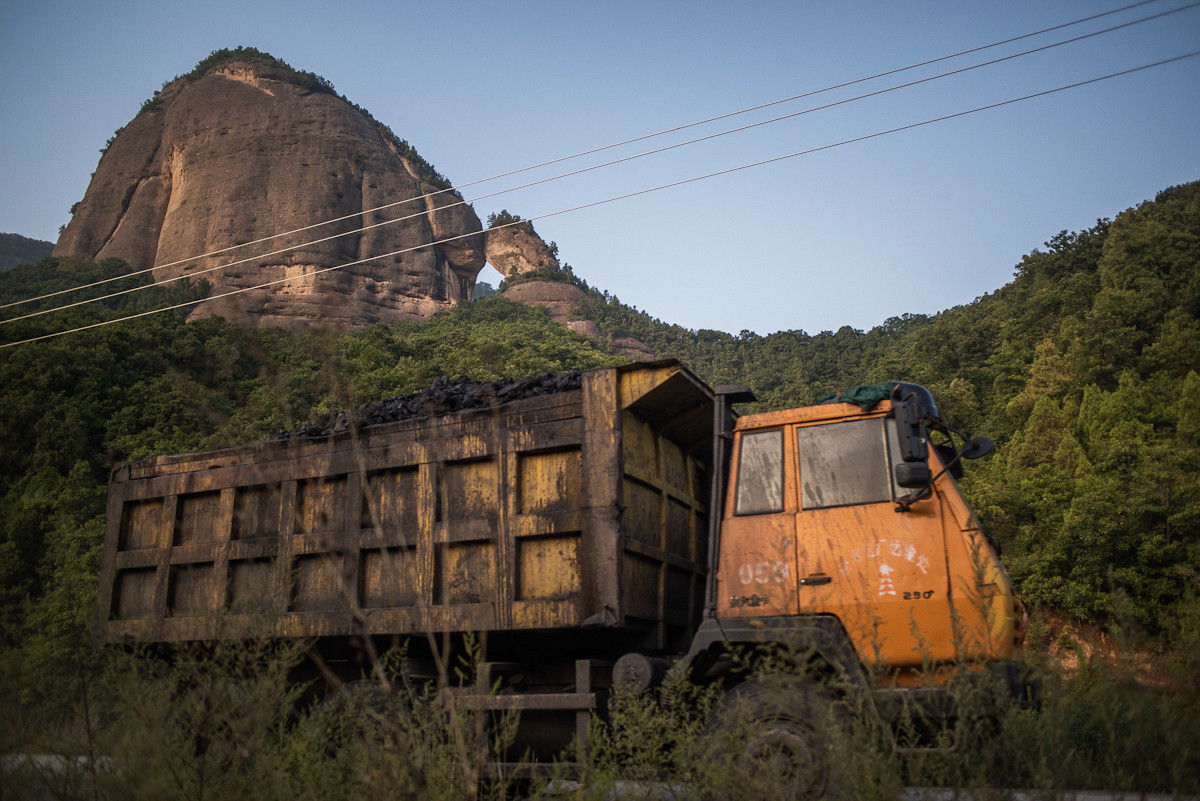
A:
[0,233,53,272]
[53,48,484,330]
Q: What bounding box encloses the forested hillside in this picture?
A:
[0,233,53,273]
[1,181,1197,709]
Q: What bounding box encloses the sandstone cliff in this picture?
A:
[54,52,484,330]
[484,222,560,278]
[501,281,656,362]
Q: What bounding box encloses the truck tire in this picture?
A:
[706,676,846,800]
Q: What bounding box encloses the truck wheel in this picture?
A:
[707,677,845,799]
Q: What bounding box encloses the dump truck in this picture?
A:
[99,359,1034,783]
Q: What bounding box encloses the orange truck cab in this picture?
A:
[680,381,1037,750]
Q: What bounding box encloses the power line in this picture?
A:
[1,0,1177,313]
[5,0,1195,326]
[5,49,1195,350]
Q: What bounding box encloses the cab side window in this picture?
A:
[734,429,784,515]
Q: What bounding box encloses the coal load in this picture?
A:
[275,371,584,440]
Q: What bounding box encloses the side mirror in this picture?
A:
[960,436,995,460]
[895,461,932,489]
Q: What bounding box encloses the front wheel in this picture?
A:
[705,677,847,799]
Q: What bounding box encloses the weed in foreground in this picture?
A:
[4,606,1199,800]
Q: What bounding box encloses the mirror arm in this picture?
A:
[894,442,967,512]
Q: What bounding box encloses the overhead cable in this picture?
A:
[4,0,1196,326]
[1,0,1177,312]
[4,49,1195,350]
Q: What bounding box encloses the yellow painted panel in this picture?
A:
[119,500,163,551]
[622,413,658,481]
[292,553,344,612]
[511,599,580,629]
[622,552,660,621]
[516,534,580,601]
[518,449,582,514]
[623,480,661,547]
[232,485,280,540]
[665,496,695,560]
[228,558,274,613]
[361,467,419,543]
[439,431,492,462]
[661,438,687,494]
[665,565,696,626]
[426,604,495,632]
[173,492,221,547]
[168,563,217,616]
[361,547,419,608]
[442,459,497,521]
[436,541,495,605]
[617,364,678,409]
[737,402,890,431]
[113,567,157,619]
[295,476,347,535]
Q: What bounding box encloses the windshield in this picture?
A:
[796,418,904,509]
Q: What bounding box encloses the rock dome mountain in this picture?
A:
[53,49,485,330]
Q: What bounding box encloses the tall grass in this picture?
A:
[3,604,1197,800]
[1,638,520,801]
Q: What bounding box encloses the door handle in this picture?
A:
[799,575,832,586]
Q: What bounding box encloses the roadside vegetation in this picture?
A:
[2,604,1197,799]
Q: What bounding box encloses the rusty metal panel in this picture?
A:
[291,553,344,612]
[229,558,274,614]
[435,540,496,605]
[518,449,582,514]
[578,368,622,624]
[118,499,162,551]
[112,567,156,620]
[295,476,348,536]
[173,492,222,547]
[515,534,581,601]
[440,458,498,525]
[232,484,281,540]
[361,546,419,607]
[621,552,661,621]
[617,394,710,649]
[360,466,420,541]
[167,563,219,617]
[100,361,717,645]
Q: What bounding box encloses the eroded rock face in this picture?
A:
[54,61,485,330]
[485,225,559,278]
[501,281,586,324]
[501,280,655,362]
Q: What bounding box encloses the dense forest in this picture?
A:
[0,180,1197,715]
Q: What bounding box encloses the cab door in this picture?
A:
[790,412,956,671]
[714,427,800,619]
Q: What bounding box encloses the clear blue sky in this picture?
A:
[1,0,1197,336]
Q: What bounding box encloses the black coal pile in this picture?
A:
[275,371,584,440]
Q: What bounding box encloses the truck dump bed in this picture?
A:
[99,361,715,651]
